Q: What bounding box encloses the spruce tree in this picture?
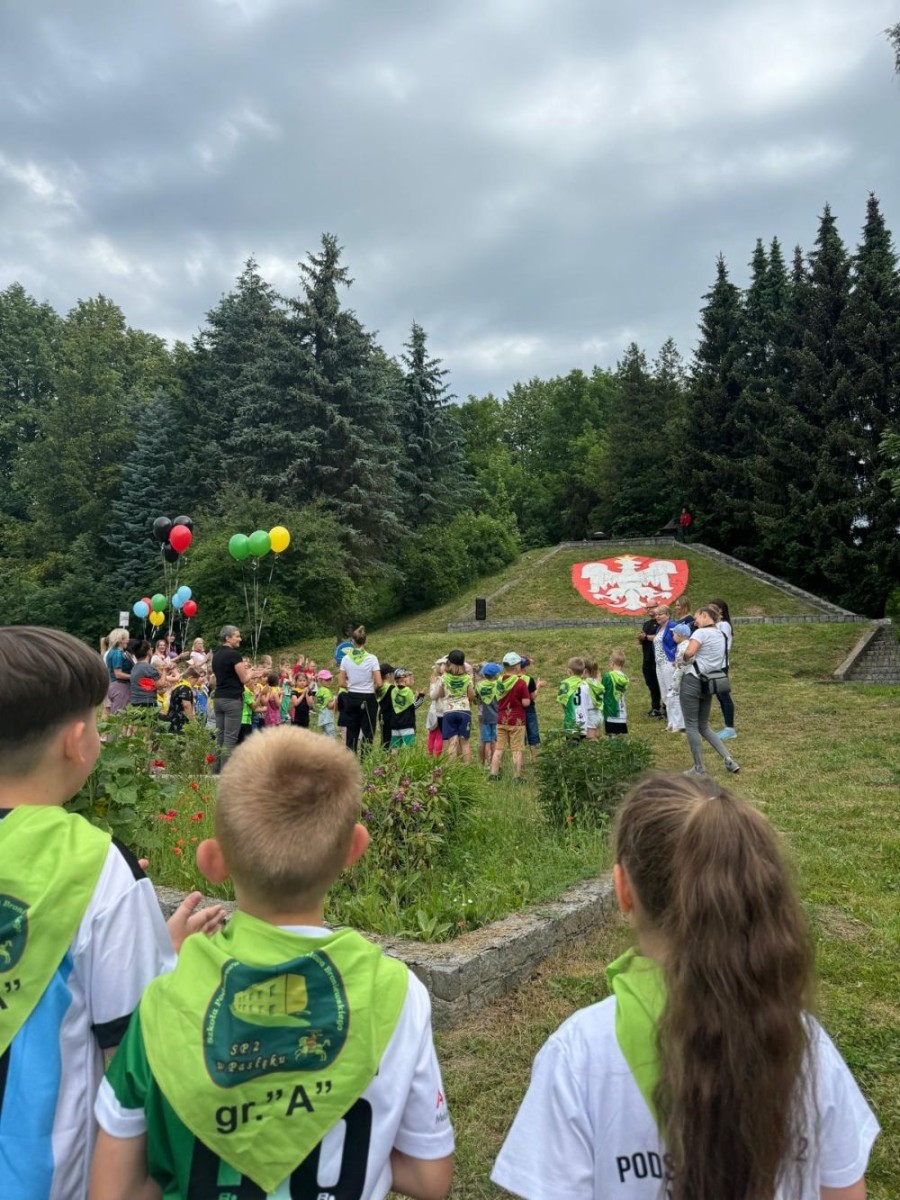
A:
[287,234,401,556]
[785,206,856,599]
[840,195,900,613]
[684,256,754,554]
[396,321,467,527]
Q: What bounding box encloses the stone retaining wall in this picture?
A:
[832,622,900,685]
[448,613,869,634]
[155,877,617,1030]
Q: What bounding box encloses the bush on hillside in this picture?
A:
[536,731,653,830]
[396,510,520,610]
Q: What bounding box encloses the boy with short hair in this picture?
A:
[0,625,217,1200]
[490,652,532,782]
[556,657,586,735]
[475,663,501,768]
[91,727,455,1200]
[601,649,630,736]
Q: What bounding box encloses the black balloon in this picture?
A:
[173,515,193,531]
[163,544,180,562]
[153,516,173,543]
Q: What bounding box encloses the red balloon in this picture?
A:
[169,524,192,554]
[140,597,151,608]
[182,599,198,617]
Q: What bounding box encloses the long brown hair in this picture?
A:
[615,775,814,1200]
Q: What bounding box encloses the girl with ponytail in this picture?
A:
[493,775,879,1200]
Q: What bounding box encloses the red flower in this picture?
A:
[190,812,203,822]
[206,755,216,764]
[172,847,183,856]
[166,809,177,818]
[176,839,186,846]
[152,759,166,768]
[189,781,200,791]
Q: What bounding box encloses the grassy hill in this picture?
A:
[383,542,822,633]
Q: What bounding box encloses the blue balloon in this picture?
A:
[178,586,192,602]
[172,594,184,611]
[133,601,149,619]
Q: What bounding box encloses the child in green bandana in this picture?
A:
[92,726,455,1200]
[0,627,221,1200]
[493,775,879,1200]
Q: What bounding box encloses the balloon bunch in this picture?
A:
[132,588,198,634]
[153,515,194,562]
[227,525,292,657]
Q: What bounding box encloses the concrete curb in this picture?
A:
[155,876,617,1030]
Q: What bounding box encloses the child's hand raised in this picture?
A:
[167,891,228,953]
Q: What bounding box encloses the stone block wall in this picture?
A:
[833,623,900,685]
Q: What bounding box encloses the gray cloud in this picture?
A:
[1,0,898,397]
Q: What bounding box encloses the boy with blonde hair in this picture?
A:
[91,727,455,1200]
[601,649,630,736]
[0,626,217,1200]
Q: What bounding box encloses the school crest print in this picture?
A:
[571,556,689,613]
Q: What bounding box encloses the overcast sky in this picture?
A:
[1,0,898,399]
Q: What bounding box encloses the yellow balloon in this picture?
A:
[269,525,291,554]
[149,610,165,627]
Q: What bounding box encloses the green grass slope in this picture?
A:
[382,543,822,634]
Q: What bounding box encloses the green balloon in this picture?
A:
[151,593,167,612]
[228,533,251,562]
[247,529,271,557]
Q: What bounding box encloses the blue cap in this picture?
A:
[673,623,692,638]
[481,662,502,678]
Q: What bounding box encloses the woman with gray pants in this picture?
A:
[680,607,740,776]
[211,625,251,772]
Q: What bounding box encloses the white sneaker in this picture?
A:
[719,727,737,740]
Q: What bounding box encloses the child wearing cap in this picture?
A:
[437,650,476,764]
[391,669,425,750]
[490,653,532,782]
[91,728,455,1200]
[313,669,336,737]
[475,663,501,768]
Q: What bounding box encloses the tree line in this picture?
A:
[1,197,898,644]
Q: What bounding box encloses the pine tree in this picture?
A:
[396,321,467,527]
[840,195,900,613]
[287,234,402,556]
[684,256,755,554]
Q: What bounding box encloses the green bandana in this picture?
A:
[347,648,368,666]
[606,947,666,1123]
[0,807,110,1055]
[602,670,629,720]
[494,672,519,698]
[556,675,582,706]
[442,672,471,700]
[392,685,415,714]
[140,911,408,1194]
[475,679,497,704]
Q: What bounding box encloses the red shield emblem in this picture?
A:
[572,556,689,614]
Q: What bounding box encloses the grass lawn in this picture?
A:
[382,543,823,634]
[285,621,899,1198]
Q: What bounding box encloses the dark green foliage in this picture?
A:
[395,510,520,612]
[535,731,653,830]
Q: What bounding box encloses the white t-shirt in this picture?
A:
[340,651,381,694]
[0,832,175,1200]
[492,996,879,1200]
[95,924,454,1200]
[686,625,729,677]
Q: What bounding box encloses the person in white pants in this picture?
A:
[652,606,682,732]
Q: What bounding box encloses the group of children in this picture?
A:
[3,623,879,1200]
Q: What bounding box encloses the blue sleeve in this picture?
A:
[663,624,677,662]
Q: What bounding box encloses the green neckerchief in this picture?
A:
[139,910,408,1195]
[0,807,110,1055]
[606,947,666,1125]
[556,675,582,706]
[241,686,254,725]
[442,671,471,699]
[392,685,415,714]
[376,682,393,702]
[475,679,498,704]
[314,686,333,713]
[584,677,605,708]
[494,672,519,699]
[347,647,368,666]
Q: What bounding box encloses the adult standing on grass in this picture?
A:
[490,652,531,783]
[211,625,251,772]
[337,625,383,753]
[680,607,740,777]
[672,595,695,632]
[710,597,737,739]
[637,605,662,718]
[652,606,679,730]
[105,627,133,714]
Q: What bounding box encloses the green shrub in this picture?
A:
[535,731,653,831]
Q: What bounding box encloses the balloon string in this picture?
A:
[241,563,252,651]
[256,557,277,652]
